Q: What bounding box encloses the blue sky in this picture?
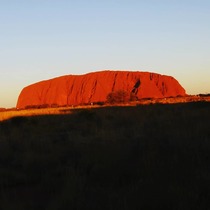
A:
[0,0,210,108]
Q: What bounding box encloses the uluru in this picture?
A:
[16,70,186,109]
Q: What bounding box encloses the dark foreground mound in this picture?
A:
[0,102,210,210]
[17,70,186,108]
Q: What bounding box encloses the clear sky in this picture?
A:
[0,0,210,108]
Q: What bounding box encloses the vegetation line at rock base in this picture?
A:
[1,95,210,122]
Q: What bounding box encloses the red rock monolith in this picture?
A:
[16,70,186,108]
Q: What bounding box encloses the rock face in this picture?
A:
[16,70,186,108]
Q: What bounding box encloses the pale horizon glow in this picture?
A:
[0,0,210,108]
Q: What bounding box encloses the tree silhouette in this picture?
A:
[107,90,129,104]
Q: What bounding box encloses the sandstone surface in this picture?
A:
[17,70,186,108]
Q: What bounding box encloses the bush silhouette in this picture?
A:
[107,90,129,104]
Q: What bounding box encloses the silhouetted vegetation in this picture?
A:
[107,90,130,103]
[198,93,210,97]
[0,102,210,209]
[25,104,59,109]
[94,101,105,106]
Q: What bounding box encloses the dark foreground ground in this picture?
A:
[0,102,210,210]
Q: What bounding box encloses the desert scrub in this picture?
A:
[0,102,210,209]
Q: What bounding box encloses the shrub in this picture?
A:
[95,101,105,106]
[106,90,129,104]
